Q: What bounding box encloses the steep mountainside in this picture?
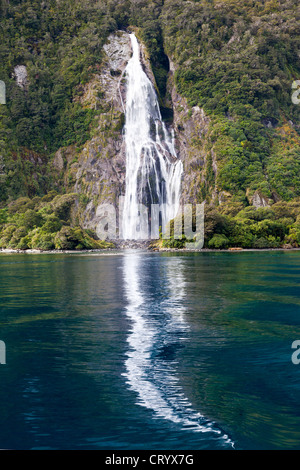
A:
[1,0,300,250]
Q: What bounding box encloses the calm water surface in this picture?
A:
[0,250,300,450]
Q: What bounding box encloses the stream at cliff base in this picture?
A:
[1,250,300,450]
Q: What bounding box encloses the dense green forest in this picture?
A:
[0,0,300,250]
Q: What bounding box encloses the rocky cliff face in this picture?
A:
[53,31,132,231]
[167,59,210,205]
[54,30,216,232]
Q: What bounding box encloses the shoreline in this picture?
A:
[1,247,300,255]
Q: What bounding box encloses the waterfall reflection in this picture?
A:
[122,252,234,445]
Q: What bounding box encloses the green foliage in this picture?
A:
[0,0,119,203]
[237,206,275,222]
[162,235,187,249]
[204,207,232,238]
[0,193,114,251]
[21,209,44,229]
[208,234,230,249]
[16,235,31,251]
[1,0,300,248]
[161,0,300,199]
[7,197,35,214]
[0,208,8,225]
[54,226,113,250]
[50,193,77,221]
[0,223,17,247]
[0,0,116,155]
[161,199,300,250]
[29,228,55,251]
[252,236,281,249]
[42,214,62,233]
[130,1,169,98]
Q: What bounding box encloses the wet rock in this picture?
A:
[60,31,132,232]
[167,59,210,205]
[111,239,154,250]
[13,65,28,90]
[250,191,270,208]
[53,149,65,171]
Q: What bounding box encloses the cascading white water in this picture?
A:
[122,33,183,240]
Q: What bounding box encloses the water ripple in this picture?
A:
[122,252,234,448]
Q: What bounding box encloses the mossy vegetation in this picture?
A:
[1,0,300,249]
[162,199,300,250]
[161,0,300,201]
[0,0,123,202]
[0,193,114,251]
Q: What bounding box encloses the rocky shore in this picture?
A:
[1,244,300,255]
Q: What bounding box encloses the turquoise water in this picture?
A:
[0,250,300,450]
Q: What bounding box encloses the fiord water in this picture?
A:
[1,251,300,449]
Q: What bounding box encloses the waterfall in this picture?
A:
[121,33,183,240]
